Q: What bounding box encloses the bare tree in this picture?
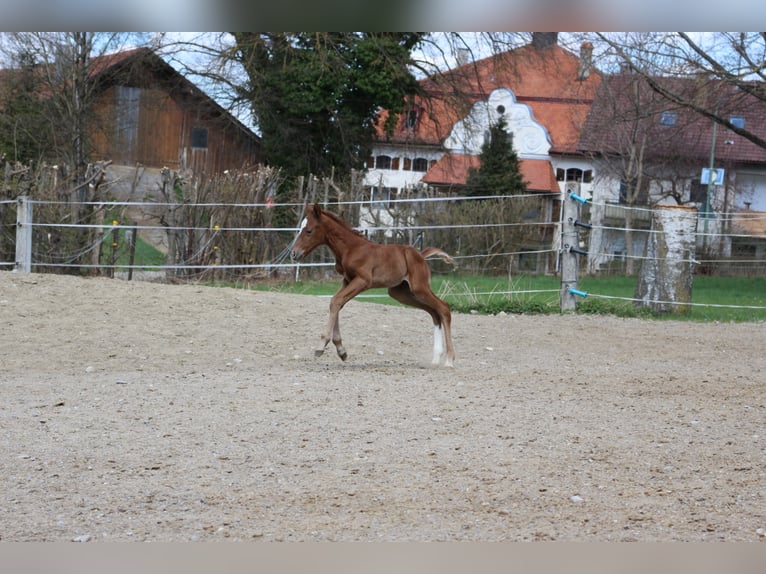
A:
[0,32,149,183]
[594,32,766,150]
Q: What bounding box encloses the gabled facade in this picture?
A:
[367,33,600,197]
[89,48,262,175]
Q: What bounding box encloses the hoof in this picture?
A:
[338,350,348,361]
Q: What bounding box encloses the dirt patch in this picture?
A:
[1,271,765,541]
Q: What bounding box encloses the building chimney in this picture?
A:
[455,48,471,67]
[578,41,593,81]
[531,32,558,50]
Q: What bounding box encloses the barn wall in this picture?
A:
[90,76,260,174]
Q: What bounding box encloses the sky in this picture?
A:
[0,0,763,33]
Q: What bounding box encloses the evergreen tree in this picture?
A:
[0,50,52,162]
[465,115,528,196]
[230,32,424,179]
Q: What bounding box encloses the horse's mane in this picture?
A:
[319,207,364,238]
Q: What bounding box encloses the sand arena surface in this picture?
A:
[1,271,764,541]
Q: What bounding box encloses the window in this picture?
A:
[412,158,429,172]
[619,179,649,205]
[659,111,677,126]
[406,109,418,129]
[689,179,706,203]
[403,157,412,171]
[375,155,392,170]
[558,168,591,183]
[191,127,208,149]
[729,115,746,129]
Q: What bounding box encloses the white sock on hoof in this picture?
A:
[432,325,445,364]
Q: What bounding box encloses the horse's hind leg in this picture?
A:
[404,281,454,368]
[388,282,447,366]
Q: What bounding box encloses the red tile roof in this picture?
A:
[422,153,560,193]
[379,42,601,155]
[578,74,766,165]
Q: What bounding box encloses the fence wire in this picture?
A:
[3,196,766,312]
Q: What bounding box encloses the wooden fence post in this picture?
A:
[560,192,581,311]
[15,196,32,273]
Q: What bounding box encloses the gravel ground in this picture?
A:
[1,271,765,542]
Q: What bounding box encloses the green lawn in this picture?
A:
[238,273,766,322]
[100,229,165,269]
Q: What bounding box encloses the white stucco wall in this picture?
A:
[734,171,766,210]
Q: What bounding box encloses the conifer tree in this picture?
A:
[465,115,527,196]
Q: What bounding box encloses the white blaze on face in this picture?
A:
[295,217,308,242]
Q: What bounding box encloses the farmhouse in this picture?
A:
[364,33,600,272]
[366,33,766,274]
[578,72,766,273]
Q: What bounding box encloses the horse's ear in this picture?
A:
[312,203,322,218]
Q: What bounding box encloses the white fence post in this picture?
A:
[15,196,32,273]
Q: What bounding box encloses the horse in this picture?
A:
[290,203,456,367]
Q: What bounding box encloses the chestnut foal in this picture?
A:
[290,204,455,367]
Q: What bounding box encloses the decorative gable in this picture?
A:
[443,88,551,158]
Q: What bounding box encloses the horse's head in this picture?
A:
[290,204,326,261]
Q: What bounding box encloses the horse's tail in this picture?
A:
[421,247,457,267]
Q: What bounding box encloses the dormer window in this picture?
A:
[729,115,746,129]
[659,111,677,126]
[406,109,418,129]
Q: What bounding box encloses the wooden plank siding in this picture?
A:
[89,48,261,174]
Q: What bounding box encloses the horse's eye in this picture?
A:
[305,228,313,235]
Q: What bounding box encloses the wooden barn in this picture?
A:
[89,47,261,174]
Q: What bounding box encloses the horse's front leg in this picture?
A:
[315,308,347,360]
[316,277,368,361]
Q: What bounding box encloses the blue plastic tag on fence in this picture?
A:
[568,192,587,204]
[569,287,588,298]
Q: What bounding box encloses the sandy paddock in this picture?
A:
[1,271,764,541]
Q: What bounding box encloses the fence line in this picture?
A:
[586,292,766,311]
[25,220,556,233]
[16,192,558,209]
[4,196,766,300]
